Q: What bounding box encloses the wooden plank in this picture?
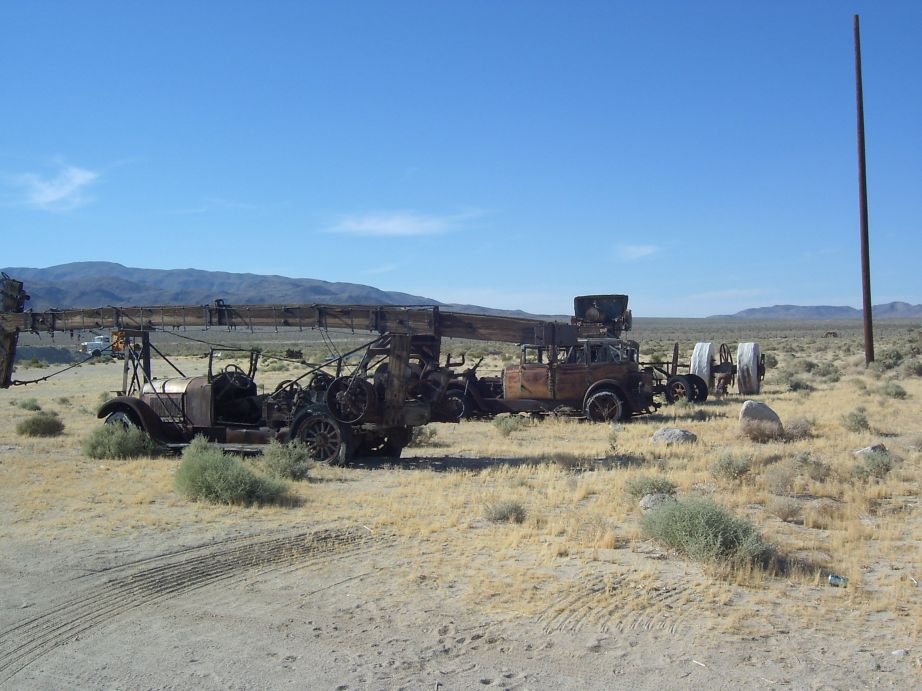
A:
[0,303,559,343]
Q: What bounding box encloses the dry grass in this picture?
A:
[2,328,921,643]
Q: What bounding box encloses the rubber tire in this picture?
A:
[584,388,626,423]
[665,375,694,404]
[105,410,138,429]
[686,373,709,402]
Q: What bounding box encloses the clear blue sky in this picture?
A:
[1,1,919,316]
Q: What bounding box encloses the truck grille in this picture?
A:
[147,394,184,421]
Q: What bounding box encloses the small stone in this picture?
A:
[651,428,697,445]
[854,443,888,457]
[639,493,677,513]
[892,649,909,658]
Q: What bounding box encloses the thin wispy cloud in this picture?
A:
[325,210,483,237]
[614,244,659,261]
[6,164,99,211]
[362,263,399,276]
[169,197,257,215]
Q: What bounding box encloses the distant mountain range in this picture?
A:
[5,263,919,321]
[711,303,922,320]
[1,262,541,319]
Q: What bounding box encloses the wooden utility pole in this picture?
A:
[854,14,875,364]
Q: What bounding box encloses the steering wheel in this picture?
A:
[307,371,335,393]
[222,364,250,390]
[273,379,303,395]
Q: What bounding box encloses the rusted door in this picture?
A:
[503,364,552,400]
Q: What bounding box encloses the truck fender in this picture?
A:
[97,397,183,444]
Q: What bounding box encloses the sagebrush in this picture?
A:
[640,497,774,567]
[259,439,311,480]
[175,436,289,505]
[16,413,64,437]
[624,475,677,500]
[82,424,160,459]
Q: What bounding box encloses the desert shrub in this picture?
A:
[852,451,894,482]
[18,398,41,411]
[784,416,814,441]
[786,377,814,393]
[55,396,71,406]
[260,439,311,480]
[175,437,289,505]
[262,360,288,372]
[877,348,903,370]
[408,425,438,447]
[710,454,751,482]
[763,353,779,369]
[493,414,530,437]
[877,381,907,399]
[740,418,784,443]
[607,425,619,453]
[804,501,843,529]
[792,452,831,482]
[624,475,677,500]
[484,499,526,524]
[550,453,591,470]
[905,433,922,452]
[814,362,840,382]
[640,497,774,567]
[16,412,64,437]
[901,359,922,377]
[763,463,796,495]
[768,497,803,522]
[82,424,160,459]
[98,391,111,403]
[840,407,870,433]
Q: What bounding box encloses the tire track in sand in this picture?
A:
[0,526,387,685]
[537,573,696,636]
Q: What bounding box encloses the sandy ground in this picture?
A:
[1,355,920,689]
[2,488,918,690]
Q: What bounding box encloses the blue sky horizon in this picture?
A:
[2,1,919,317]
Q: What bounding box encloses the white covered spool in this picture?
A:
[690,342,715,389]
[737,342,761,395]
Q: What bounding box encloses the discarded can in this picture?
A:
[828,574,848,587]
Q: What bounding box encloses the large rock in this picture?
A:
[739,400,782,426]
[651,428,697,445]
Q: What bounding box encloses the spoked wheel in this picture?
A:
[584,388,626,423]
[292,412,352,465]
[665,375,694,404]
[439,388,470,422]
[325,376,377,424]
[686,373,709,402]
